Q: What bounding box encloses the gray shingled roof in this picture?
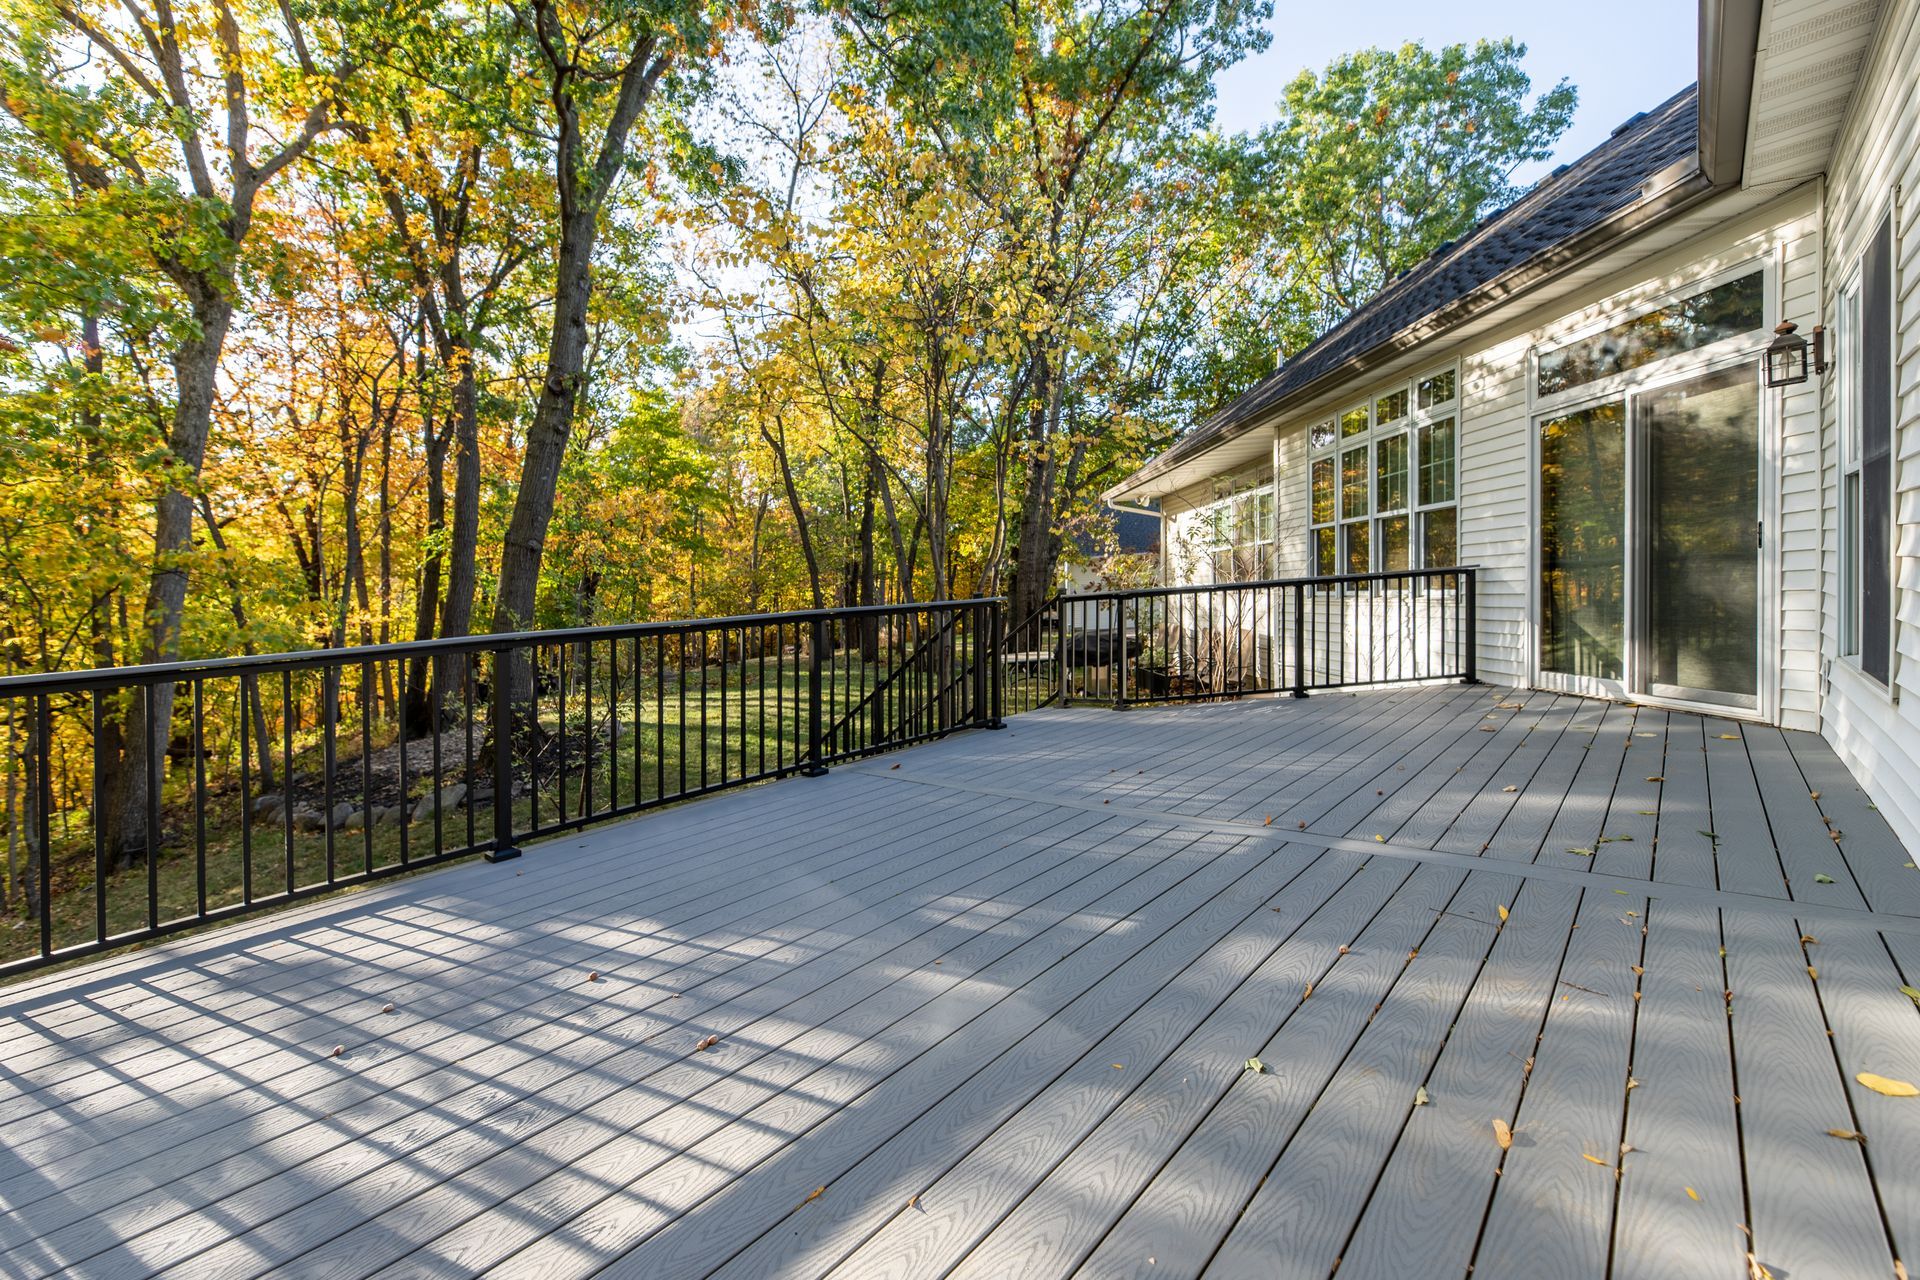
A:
[1118,84,1704,491]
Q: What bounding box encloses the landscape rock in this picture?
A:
[329,802,357,830]
[337,806,369,832]
[412,783,467,823]
[290,805,326,833]
[250,794,283,823]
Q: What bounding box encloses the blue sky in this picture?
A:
[1213,0,1700,184]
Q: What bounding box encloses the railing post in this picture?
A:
[1291,580,1308,698]
[1057,598,1071,708]
[802,614,829,776]
[1111,598,1128,710]
[1460,569,1479,685]
[486,647,521,863]
[989,600,1006,728]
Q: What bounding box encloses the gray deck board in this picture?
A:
[0,685,1913,1280]
[1607,899,1746,1280]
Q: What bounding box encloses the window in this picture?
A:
[1840,215,1894,683]
[1199,469,1275,583]
[1307,365,1460,576]
[1536,272,1765,397]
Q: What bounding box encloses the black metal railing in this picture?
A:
[1052,566,1477,705]
[0,599,1001,977]
[0,569,1475,977]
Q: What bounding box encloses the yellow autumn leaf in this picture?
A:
[1497,904,1509,922]
[1581,1153,1609,1166]
[1857,1073,1920,1097]
[1492,1118,1513,1151]
[1685,1186,1700,1201]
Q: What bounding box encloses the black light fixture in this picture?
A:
[1765,320,1826,387]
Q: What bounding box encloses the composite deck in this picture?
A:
[2,686,1919,1280]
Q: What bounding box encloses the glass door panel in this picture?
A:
[1540,401,1627,683]
[1640,365,1759,705]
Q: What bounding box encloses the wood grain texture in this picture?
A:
[0,687,1910,1280]
[1068,864,1467,1280]
[1333,878,1582,1280]
[1723,906,1895,1280]
[1471,887,1644,1279]
[1609,899,1747,1280]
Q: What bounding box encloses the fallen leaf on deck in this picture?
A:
[1414,1086,1430,1107]
[1502,785,1517,793]
[1857,1073,1920,1097]
[1245,1057,1266,1074]
[1568,847,1594,857]
[907,1194,919,1209]
[1685,1186,1699,1201]
[1303,982,1314,999]
[696,1034,720,1051]
[1647,776,1665,783]
[1581,1153,1609,1166]
[1492,1118,1513,1151]
[330,1045,344,1058]
[381,1003,395,1014]
[1826,1128,1867,1144]
[1808,966,1820,980]
[1627,1077,1640,1090]
[1801,935,1820,945]
[1900,985,1920,1007]
[1748,1252,1774,1280]
[1814,874,1836,884]
[1112,1063,1125,1069]
[1498,904,1509,921]
[1718,734,1740,740]
[890,763,900,770]
[1698,829,1718,840]
[1264,815,1273,826]
[1338,944,1351,955]
[1614,889,1630,895]
[1810,791,1822,800]
[1621,1143,1636,1154]
[1374,834,1385,842]
[803,1186,825,1205]
[1631,965,1644,975]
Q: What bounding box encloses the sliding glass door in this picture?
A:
[1537,362,1762,710]
[1641,366,1760,705]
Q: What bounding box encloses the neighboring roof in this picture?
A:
[1072,505,1161,559]
[1112,84,1713,498]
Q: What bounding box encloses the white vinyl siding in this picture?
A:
[1817,0,1920,856]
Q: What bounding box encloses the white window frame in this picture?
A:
[1836,269,1864,660]
[1524,255,1778,719]
[1307,364,1459,577]
[1198,468,1275,583]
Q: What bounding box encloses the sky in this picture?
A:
[1214,0,1701,185]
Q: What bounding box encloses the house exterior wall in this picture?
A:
[1815,0,1920,853]
[1133,3,1920,854]
[1162,189,1824,703]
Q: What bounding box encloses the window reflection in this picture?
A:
[1538,273,1763,396]
[1540,401,1626,681]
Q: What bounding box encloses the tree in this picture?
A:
[490,0,735,641]
[0,0,381,862]
[1252,40,1576,325]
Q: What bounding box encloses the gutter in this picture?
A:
[1106,160,1722,503]
[1698,0,1764,187]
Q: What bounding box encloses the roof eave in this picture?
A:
[1106,161,1719,504]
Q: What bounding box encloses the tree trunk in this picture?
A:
[109,285,235,866]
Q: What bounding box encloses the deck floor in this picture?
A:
[3,686,1919,1279]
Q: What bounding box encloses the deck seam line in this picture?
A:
[864,769,1920,936]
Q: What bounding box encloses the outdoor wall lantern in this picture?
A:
[1765,320,1826,387]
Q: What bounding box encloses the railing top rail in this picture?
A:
[0,597,1004,697]
[1057,565,1477,605]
